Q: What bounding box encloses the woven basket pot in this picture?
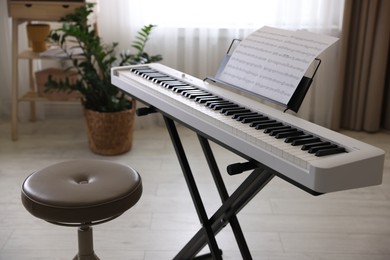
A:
[84,102,136,155]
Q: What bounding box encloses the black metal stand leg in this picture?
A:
[175,166,275,259]
[163,116,222,260]
[197,135,252,259]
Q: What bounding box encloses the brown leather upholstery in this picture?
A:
[21,160,142,224]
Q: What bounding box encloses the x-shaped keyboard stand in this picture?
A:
[163,114,276,259]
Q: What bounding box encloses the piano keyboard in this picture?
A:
[130,66,346,158]
[112,63,384,193]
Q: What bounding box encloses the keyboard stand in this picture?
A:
[162,114,277,259]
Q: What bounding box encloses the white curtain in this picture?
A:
[0,0,345,129]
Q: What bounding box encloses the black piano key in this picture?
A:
[181,90,197,96]
[225,109,252,116]
[308,144,337,154]
[130,67,157,74]
[264,125,291,134]
[206,100,231,108]
[194,95,214,100]
[220,107,246,113]
[139,73,164,80]
[232,112,256,120]
[196,97,223,103]
[182,91,212,98]
[241,115,266,124]
[152,77,176,84]
[141,72,167,80]
[275,130,304,139]
[235,112,260,121]
[129,67,143,72]
[161,81,188,89]
[195,93,216,99]
[213,103,240,111]
[205,100,228,106]
[290,137,320,146]
[302,141,331,150]
[268,127,294,136]
[158,81,172,87]
[220,107,247,114]
[172,86,196,93]
[186,92,211,99]
[195,95,219,100]
[254,121,281,129]
[315,147,347,157]
[133,70,155,76]
[285,134,313,143]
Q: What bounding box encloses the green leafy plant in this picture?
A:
[120,24,163,65]
[45,3,162,112]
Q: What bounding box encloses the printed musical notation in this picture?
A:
[219,26,338,105]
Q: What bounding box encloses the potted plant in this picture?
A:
[45,3,162,155]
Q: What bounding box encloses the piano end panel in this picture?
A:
[311,151,385,193]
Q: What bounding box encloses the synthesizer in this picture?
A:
[112,63,384,194]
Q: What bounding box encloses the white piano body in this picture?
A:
[112,63,384,194]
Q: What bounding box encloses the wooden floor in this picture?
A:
[0,117,389,260]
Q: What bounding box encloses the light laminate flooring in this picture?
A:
[0,117,389,260]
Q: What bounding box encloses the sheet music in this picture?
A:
[219,26,338,105]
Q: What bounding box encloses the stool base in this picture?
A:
[73,226,100,260]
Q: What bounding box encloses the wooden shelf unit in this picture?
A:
[8,0,85,140]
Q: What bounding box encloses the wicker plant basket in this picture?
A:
[84,102,136,155]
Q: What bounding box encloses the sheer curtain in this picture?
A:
[0,0,345,129]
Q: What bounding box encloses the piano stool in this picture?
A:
[20,160,143,260]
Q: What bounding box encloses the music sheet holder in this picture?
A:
[204,39,321,113]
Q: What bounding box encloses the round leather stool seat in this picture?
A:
[21,160,142,225]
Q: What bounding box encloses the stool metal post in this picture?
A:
[74,226,100,260]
